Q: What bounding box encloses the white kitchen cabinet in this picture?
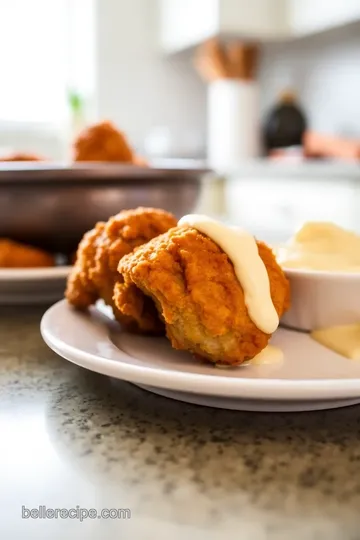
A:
[159,0,218,54]
[159,0,360,53]
[158,0,288,54]
[289,0,360,36]
[220,0,288,38]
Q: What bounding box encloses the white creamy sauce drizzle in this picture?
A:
[178,214,279,334]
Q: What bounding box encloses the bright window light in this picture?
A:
[0,0,95,126]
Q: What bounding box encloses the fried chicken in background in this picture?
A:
[0,239,55,268]
[115,226,290,365]
[66,207,177,333]
[0,153,46,162]
[132,154,148,166]
[73,120,135,163]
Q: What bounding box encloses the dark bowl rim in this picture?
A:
[0,162,212,183]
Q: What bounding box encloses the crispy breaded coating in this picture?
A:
[65,224,105,309]
[66,208,177,333]
[73,121,134,163]
[0,239,54,268]
[115,226,290,365]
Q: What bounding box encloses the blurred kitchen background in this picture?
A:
[2,0,360,244]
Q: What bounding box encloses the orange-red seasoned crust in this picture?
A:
[115,226,290,365]
[66,207,177,333]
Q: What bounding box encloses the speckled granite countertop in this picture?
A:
[1,307,360,540]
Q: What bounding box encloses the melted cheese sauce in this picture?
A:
[178,214,279,334]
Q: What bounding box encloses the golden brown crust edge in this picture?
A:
[65,207,177,333]
[115,226,290,365]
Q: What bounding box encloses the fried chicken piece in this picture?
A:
[132,155,148,166]
[115,227,290,365]
[66,207,177,333]
[0,239,54,268]
[73,121,135,163]
[0,152,46,162]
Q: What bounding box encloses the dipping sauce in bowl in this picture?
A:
[276,222,360,332]
[276,222,360,273]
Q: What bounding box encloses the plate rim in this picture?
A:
[41,300,360,401]
[0,266,72,281]
[134,384,360,412]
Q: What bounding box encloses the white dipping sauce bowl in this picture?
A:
[280,268,360,332]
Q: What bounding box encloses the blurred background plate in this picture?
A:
[0,266,71,305]
[0,266,71,280]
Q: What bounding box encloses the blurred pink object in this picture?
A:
[304,131,360,161]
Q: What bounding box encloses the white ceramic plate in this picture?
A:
[41,300,360,412]
[0,266,71,305]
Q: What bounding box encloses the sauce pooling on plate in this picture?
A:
[178,214,279,334]
[216,345,284,368]
[311,324,360,360]
[251,344,284,365]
